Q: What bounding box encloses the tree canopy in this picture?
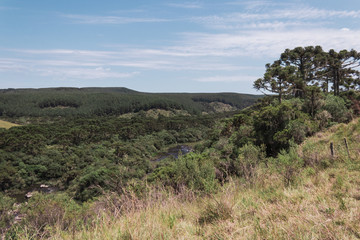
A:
[254,46,360,100]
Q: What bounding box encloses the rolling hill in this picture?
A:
[0,87,262,118]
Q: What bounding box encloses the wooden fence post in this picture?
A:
[344,138,351,159]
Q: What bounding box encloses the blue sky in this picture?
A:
[1,0,360,93]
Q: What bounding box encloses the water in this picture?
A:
[153,145,192,162]
[10,184,59,203]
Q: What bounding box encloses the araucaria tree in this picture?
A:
[322,49,360,95]
[254,61,296,103]
[280,46,325,97]
[255,46,360,98]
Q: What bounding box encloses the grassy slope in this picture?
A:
[18,120,360,240]
[0,119,19,129]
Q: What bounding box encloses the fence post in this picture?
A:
[344,138,351,159]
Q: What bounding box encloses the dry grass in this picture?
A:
[0,119,19,129]
[28,164,358,240]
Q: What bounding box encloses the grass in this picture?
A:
[0,119,19,129]
[11,162,357,240]
[299,118,360,165]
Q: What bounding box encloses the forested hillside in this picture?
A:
[0,87,261,118]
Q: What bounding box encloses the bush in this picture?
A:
[0,194,15,235]
[273,145,304,186]
[254,100,314,155]
[322,95,350,123]
[149,153,218,193]
[18,192,90,239]
[231,144,265,182]
[316,110,332,129]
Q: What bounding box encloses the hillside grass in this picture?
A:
[33,165,359,240]
[0,119,19,129]
[299,118,360,165]
[10,119,360,240]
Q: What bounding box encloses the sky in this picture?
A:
[0,0,360,94]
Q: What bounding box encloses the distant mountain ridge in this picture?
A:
[0,87,262,118]
[0,87,138,94]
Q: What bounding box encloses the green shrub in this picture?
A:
[149,153,218,193]
[231,143,265,182]
[273,145,304,186]
[18,192,90,239]
[322,95,350,123]
[0,193,15,235]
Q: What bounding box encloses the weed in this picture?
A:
[334,192,347,211]
[198,199,233,225]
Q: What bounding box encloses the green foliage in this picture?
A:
[149,153,218,193]
[0,193,15,235]
[272,145,304,186]
[231,143,265,181]
[72,166,113,201]
[0,113,216,196]
[254,100,315,155]
[0,88,260,118]
[17,192,91,238]
[0,157,18,191]
[256,46,360,99]
[254,61,297,103]
[322,95,351,123]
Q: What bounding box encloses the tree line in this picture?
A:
[0,88,260,118]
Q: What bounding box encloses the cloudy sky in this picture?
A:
[1,0,360,93]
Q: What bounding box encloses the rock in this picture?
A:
[25,192,33,198]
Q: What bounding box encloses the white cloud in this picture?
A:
[273,8,360,20]
[195,75,257,82]
[226,0,282,8]
[10,48,116,58]
[1,47,242,72]
[63,14,170,24]
[193,7,360,30]
[2,26,360,78]
[37,67,138,80]
[0,56,138,80]
[172,28,360,58]
[166,2,202,9]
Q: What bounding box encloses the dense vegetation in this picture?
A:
[1,46,360,239]
[0,114,220,199]
[0,87,260,119]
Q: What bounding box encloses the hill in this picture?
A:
[0,87,262,118]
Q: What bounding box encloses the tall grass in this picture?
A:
[8,162,359,240]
